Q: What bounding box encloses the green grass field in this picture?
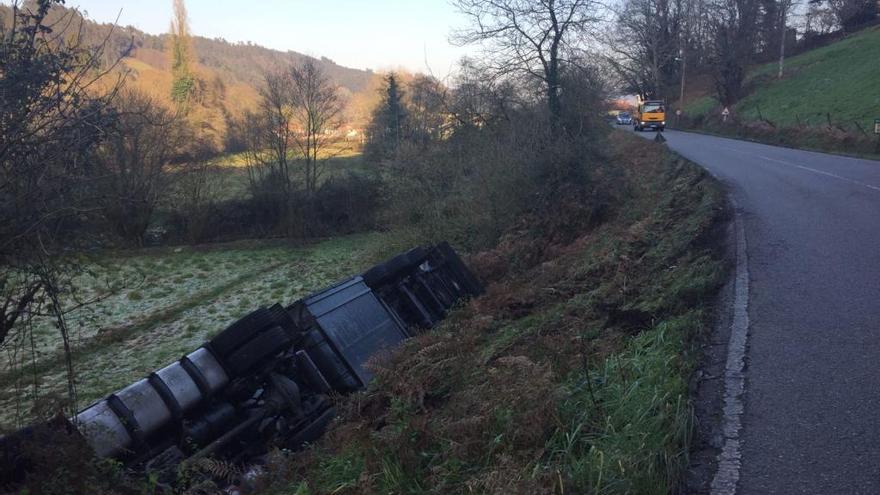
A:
[0,233,393,430]
[217,143,364,169]
[684,25,880,131]
[683,94,719,117]
[178,152,378,203]
[737,26,880,129]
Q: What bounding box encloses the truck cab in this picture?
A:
[634,100,666,132]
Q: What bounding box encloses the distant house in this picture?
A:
[344,128,364,143]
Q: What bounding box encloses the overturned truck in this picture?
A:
[1,242,482,486]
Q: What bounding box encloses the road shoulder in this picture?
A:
[683,193,737,494]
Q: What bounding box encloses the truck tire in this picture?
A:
[210,308,277,358]
[363,247,426,288]
[362,263,391,288]
[224,326,292,376]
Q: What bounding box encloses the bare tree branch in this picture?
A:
[452,0,601,125]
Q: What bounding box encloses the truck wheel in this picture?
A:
[225,326,292,376]
[363,248,424,288]
[210,308,277,357]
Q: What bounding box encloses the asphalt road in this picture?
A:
[633,128,880,494]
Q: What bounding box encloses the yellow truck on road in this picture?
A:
[634,100,666,132]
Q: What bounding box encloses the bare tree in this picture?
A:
[241,71,295,233]
[407,74,449,145]
[452,0,600,126]
[0,1,124,420]
[173,142,223,244]
[241,70,298,235]
[707,0,761,104]
[95,90,184,246]
[827,0,877,31]
[802,0,838,34]
[245,69,296,196]
[289,60,345,196]
[447,58,523,127]
[604,0,683,98]
[243,61,343,235]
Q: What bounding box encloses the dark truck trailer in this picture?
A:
[0,242,482,488]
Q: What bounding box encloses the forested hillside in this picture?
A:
[0,3,379,147]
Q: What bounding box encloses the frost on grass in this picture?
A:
[1,248,292,369]
[0,233,387,429]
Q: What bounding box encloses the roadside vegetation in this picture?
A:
[259,132,726,494]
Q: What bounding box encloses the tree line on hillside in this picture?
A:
[0,1,377,155]
[603,0,878,104]
[0,2,374,94]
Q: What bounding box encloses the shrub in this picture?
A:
[311,172,383,236]
[380,108,610,252]
[163,170,383,244]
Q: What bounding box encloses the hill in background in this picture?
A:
[0,3,383,150]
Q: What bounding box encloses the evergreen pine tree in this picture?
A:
[365,73,407,160]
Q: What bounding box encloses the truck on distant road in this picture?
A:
[634,100,666,132]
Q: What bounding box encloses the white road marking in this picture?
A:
[756,155,880,192]
[710,199,751,495]
[713,141,880,193]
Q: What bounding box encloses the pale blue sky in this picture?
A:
[61,0,475,74]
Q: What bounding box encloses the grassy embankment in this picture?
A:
[0,233,402,431]
[681,25,880,156]
[259,131,728,495]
